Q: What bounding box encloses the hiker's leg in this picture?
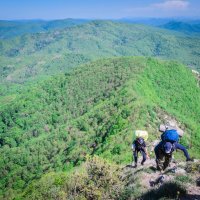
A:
[155,149,164,171]
[154,142,163,160]
[141,150,147,165]
[133,150,138,165]
[175,143,190,160]
[163,154,172,170]
[156,157,164,171]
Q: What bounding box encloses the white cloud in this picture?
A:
[122,0,195,18]
[153,0,190,10]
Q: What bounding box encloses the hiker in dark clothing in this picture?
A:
[154,141,191,171]
[132,137,149,167]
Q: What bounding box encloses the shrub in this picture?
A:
[21,156,125,200]
[67,156,125,200]
[141,182,186,200]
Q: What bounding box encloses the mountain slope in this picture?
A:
[160,21,200,35]
[0,19,88,39]
[0,57,200,199]
[20,156,200,200]
[0,20,200,96]
[119,18,172,26]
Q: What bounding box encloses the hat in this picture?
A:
[163,142,173,154]
[137,137,144,145]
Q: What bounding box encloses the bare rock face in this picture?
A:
[175,168,187,175]
[156,109,185,136]
[123,156,200,200]
[159,122,184,136]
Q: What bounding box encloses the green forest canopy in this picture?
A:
[0,57,200,199]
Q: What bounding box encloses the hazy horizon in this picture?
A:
[1,16,200,22]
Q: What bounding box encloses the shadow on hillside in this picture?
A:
[141,182,186,200]
[180,194,200,200]
[149,166,157,172]
[125,164,135,168]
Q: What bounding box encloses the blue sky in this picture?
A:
[0,0,200,20]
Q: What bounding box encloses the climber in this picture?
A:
[132,137,149,168]
[154,129,191,171]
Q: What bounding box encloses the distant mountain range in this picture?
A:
[119,18,200,34]
[119,18,174,26]
[1,18,200,39]
[0,20,200,97]
[0,19,89,39]
[159,21,200,34]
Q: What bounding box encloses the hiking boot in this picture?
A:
[163,163,169,171]
[134,164,137,168]
[141,161,145,165]
[163,166,168,171]
[186,158,193,162]
[156,166,162,172]
[171,167,177,173]
[131,162,137,168]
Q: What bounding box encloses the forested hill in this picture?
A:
[0,57,200,199]
[1,20,200,96]
[160,21,200,35]
[0,19,88,39]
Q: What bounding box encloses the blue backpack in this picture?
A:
[162,129,179,143]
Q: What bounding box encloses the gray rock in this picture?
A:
[175,168,186,174]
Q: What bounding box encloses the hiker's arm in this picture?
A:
[154,145,159,159]
[132,142,136,151]
[144,147,150,159]
[161,133,165,140]
[143,141,149,158]
[175,143,190,160]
